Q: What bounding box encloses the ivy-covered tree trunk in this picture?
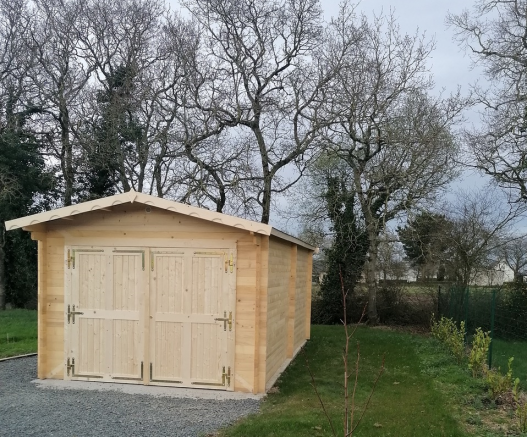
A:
[313,177,369,324]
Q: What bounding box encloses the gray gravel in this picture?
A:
[0,356,260,437]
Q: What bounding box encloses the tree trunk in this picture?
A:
[365,232,380,325]
[260,176,272,224]
[60,103,73,206]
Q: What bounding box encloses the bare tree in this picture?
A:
[182,0,334,223]
[377,232,407,282]
[29,0,93,206]
[448,1,527,202]
[323,6,466,323]
[74,0,173,194]
[500,235,527,282]
[441,187,525,286]
[0,0,42,310]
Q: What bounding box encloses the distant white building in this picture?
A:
[471,261,515,286]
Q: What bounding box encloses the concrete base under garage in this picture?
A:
[32,379,265,400]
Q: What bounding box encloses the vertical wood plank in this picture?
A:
[143,249,150,384]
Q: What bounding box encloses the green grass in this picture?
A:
[220,326,527,437]
[0,309,37,359]
[492,338,527,389]
[221,326,482,437]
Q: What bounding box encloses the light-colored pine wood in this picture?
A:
[252,235,262,393]
[149,248,236,390]
[287,244,297,358]
[294,249,308,350]
[37,239,47,379]
[265,237,290,385]
[305,250,313,340]
[29,203,314,393]
[67,248,143,382]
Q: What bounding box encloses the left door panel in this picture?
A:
[66,247,145,382]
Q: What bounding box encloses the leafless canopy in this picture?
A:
[448,0,527,201]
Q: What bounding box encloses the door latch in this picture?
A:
[67,304,84,324]
[214,311,233,331]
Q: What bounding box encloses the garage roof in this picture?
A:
[5,190,315,250]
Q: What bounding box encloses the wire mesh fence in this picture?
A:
[438,283,527,372]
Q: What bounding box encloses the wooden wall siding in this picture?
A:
[287,245,298,358]
[294,248,309,352]
[234,237,259,392]
[265,237,291,384]
[305,251,313,340]
[40,236,65,379]
[31,204,312,393]
[255,235,269,393]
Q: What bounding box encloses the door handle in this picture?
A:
[214,311,232,331]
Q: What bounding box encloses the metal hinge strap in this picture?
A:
[66,357,75,376]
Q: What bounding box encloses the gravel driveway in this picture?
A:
[0,356,260,437]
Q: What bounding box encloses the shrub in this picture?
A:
[468,328,491,378]
[516,399,527,433]
[485,357,515,400]
[430,315,466,363]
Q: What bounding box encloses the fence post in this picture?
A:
[488,289,496,369]
[464,287,469,343]
[437,286,441,318]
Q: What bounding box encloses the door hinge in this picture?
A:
[67,304,84,324]
[222,366,231,387]
[230,253,234,273]
[214,311,233,331]
[67,249,71,269]
[66,357,75,376]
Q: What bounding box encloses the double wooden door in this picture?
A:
[64,246,236,390]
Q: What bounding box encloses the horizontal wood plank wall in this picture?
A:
[42,234,65,379]
[294,248,309,352]
[235,234,258,393]
[37,239,46,379]
[257,236,269,392]
[305,251,313,340]
[41,204,256,391]
[265,237,291,386]
[287,244,297,358]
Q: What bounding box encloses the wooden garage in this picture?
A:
[5,190,315,394]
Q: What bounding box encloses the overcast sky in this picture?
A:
[336,0,480,95]
[171,0,500,228]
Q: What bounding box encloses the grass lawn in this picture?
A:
[492,338,527,390]
[221,326,520,437]
[0,309,37,359]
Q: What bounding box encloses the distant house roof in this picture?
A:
[5,190,316,251]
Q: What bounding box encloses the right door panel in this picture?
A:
[149,248,236,390]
